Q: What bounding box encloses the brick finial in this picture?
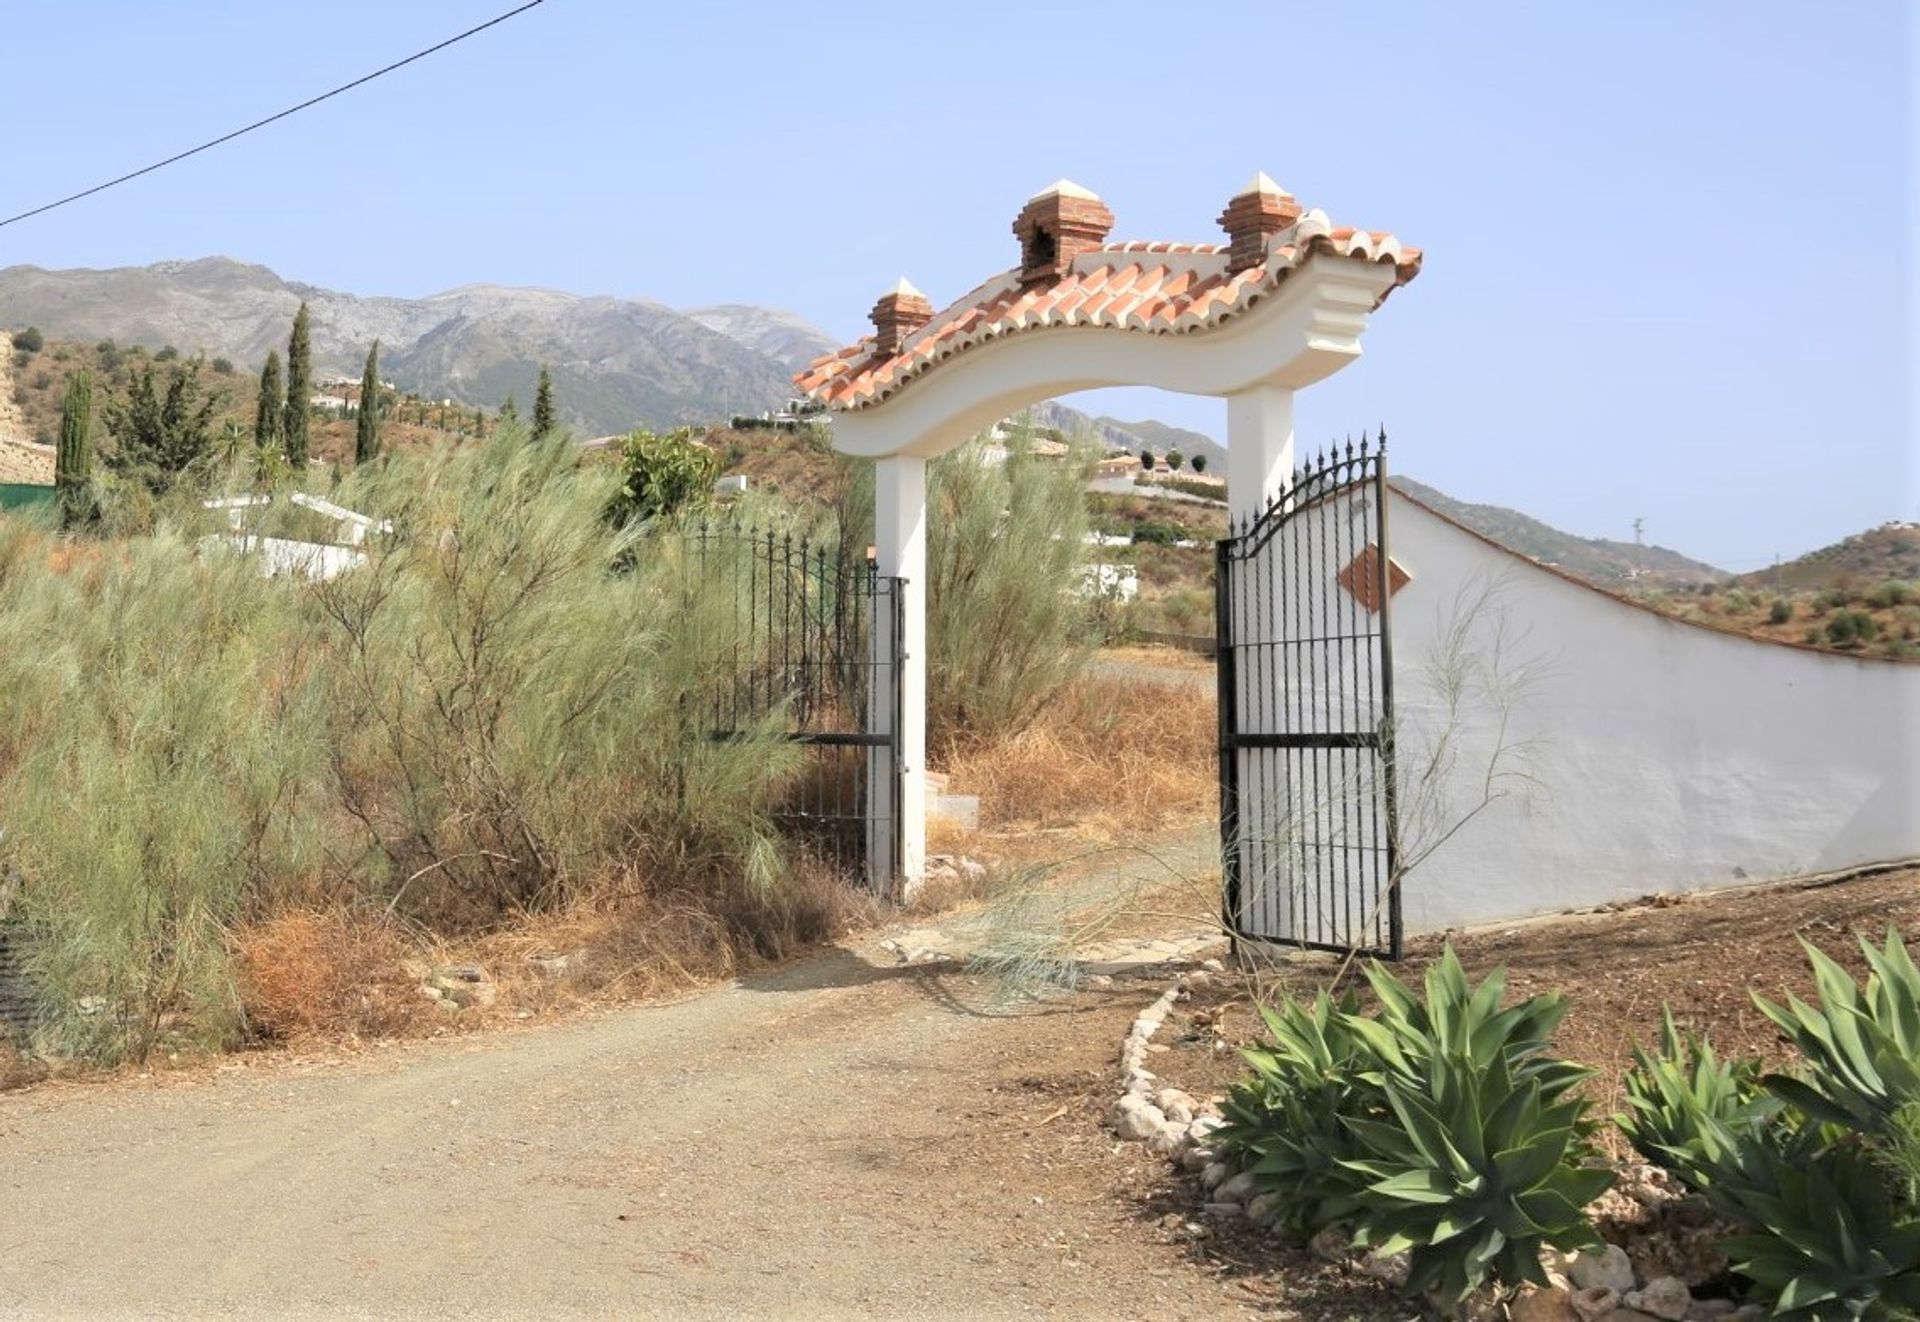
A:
[1012,180,1115,285]
[870,277,934,357]
[1218,173,1302,273]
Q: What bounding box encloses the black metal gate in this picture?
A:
[683,523,904,893]
[1215,436,1402,957]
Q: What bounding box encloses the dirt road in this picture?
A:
[0,842,1254,1320]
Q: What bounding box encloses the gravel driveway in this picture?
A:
[0,836,1252,1321]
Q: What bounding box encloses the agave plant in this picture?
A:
[1338,949,1612,1312]
[1754,928,1920,1135]
[1717,1136,1920,1319]
[1619,1009,1781,1193]
[1215,989,1375,1234]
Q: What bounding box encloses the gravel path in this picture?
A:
[0,834,1249,1321]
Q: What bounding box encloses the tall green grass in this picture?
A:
[0,428,800,1063]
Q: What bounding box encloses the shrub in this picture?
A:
[154,345,179,363]
[607,427,718,525]
[926,434,1091,743]
[1769,598,1793,625]
[1190,454,1208,474]
[102,359,222,498]
[1826,610,1879,648]
[1869,580,1913,609]
[13,326,42,354]
[210,356,234,376]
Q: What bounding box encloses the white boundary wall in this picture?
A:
[1382,491,1920,931]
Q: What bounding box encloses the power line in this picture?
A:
[0,0,548,231]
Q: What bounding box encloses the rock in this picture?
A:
[1685,1301,1736,1321]
[1308,1225,1351,1264]
[1200,958,1226,973]
[1571,1287,1622,1322]
[1188,1114,1225,1140]
[1110,1095,1168,1142]
[1203,1201,1243,1219]
[1568,1243,1637,1295]
[1622,1164,1684,1210]
[1145,1123,1184,1156]
[1184,971,1213,992]
[425,965,496,1008]
[1084,974,1114,989]
[1155,1089,1196,1125]
[1244,1192,1285,1226]
[1360,1250,1411,1288]
[1179,1145,1214,1174]
[525,950,585,979]
[1124,1072,1156,1097]
[1200,1161,1231,1191]
[1597,1312,1662,1322]
[1511,1285,1581,1322]
[1626,1278,1691,1322]
[1216,1170,1258,1202]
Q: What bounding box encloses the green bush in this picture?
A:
[607,427,718,525]
[1769,598,1793,625]
[0,430,812,1064]
[1869,581,1913,610]
[1826,610,1880,648]
[925,434,1091,743]
[13,326,43,354]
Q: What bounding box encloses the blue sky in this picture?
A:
[2,1,1910,566]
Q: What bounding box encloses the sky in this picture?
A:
[1,1,1911,567]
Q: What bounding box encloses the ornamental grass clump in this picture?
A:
[1218,948,1610,1313]
[0,426,807,1064]
[1620,928,1920,1319]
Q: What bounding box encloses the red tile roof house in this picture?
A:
[796,176,1418,895]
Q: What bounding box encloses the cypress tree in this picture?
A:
[531,366,556,441]
[473,407,485,437]
[255,350,284,453]
[55,370,94,529]
[283,302,312,468]
[500,395,519,427]
[355,341,381,465]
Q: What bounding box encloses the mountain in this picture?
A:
[1391,475,1723,585]
[682,305,841,376]
[0,258,793,435]
[1734,523,1920,591]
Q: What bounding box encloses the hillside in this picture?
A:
[1734,522,1920,591]
[1392,475,1722,585]
[683,305,840,375]
[0,259,793,436]
[1094,417,1228,469]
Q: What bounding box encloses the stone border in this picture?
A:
[1107,963,1227,1158]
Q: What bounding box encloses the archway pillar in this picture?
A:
[1226,384,1295,522]
[870,454,927,895]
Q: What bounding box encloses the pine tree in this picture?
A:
[355,341,382,465]
[254,351,284,453]
[55,370,94,529]
[283,302,312,468]
[531,366,556,441]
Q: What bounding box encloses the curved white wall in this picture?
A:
[1385,493,1920,930]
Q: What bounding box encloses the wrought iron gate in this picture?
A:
[684,523,904,893]
[1215,436,1402,957]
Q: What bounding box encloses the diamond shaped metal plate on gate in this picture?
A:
[1337,543,1409,614]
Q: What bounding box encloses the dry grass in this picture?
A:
[232,857,879,1049]
[235,910,429,1044]
[939,674,1216,838]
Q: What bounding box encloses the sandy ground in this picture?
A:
[0,834,1261,1322]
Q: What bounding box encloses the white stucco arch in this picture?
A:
[800,177,1414,894]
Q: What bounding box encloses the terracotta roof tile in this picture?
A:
[797,197,1419,413]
